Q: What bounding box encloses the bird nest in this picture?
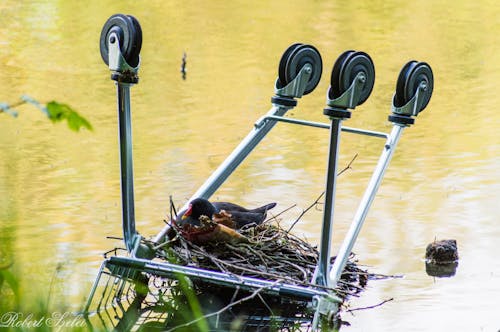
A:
[149,215,369,302]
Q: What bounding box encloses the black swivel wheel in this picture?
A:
[329,50,354,100]
[329,51,375,106]
[394,61,433,112]
[100,14,142,68]
[277,44,323,95]
[278,43,303,87]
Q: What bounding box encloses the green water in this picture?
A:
[0,1,499,331]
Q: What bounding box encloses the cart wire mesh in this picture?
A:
[84,253,327,331]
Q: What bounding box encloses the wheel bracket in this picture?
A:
[108,32,140,83]
[326,71,367,109]
[391,81,428,117]
[274,63,312,99]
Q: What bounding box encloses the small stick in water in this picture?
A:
[180,52,187,80]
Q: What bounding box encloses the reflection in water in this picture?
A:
[1,1,500,331]
[425,262,458,278]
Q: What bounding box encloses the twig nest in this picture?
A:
[425,239,459,264]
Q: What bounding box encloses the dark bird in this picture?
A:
[177,198,276,229]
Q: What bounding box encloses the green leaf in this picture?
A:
[46,101,93,132]
[2,96,93,132]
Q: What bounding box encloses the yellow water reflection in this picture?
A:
[0,0,499,330]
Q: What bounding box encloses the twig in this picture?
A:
[286,153,357,233]
[169,195,178,221]
[346,297,393,313]
[257,293,274,315]
[164,280,283,332]
[368,273,404,280]
[152,234,179,250]
[1,100,27,110]
[180,52,187,80]
[102,247,127,258]
[106,236,123,240]
[337,153,358,176]
[188,241,230,273]
[287,192,324,233]
[263,203,297,223]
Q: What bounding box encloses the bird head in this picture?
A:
[181,198,217,221]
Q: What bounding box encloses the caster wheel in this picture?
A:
[278,44,322,95]
[278,43,303,87]
[127,15,142,62]
[394,61,433,111]
[330,51,375,105]
[329,50,354,99]
[100,14,142,68]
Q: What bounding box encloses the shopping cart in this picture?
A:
[84,14,433,331]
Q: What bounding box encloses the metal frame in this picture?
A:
[312,71,368,288]
[328,124,405,288]
[106,30,141,254]
[86,31,427,330]
[87,256,341,304]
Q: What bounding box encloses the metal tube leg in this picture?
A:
[189,104,291,201]
[313,119,342,287]
[152,103,294,244]
[328,124,405,287]
[83,260,107,313]
[117,82,137,252]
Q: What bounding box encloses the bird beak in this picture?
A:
[181,205,192,220]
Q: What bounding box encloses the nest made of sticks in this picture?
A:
[147,214,368,301]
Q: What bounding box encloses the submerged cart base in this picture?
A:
[85,14,433,331]
[86,235,369,331]
[85,255,332,331]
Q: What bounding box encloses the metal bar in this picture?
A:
[107,256,342,303]
[84,260,107,313]
[258,115,388,139]
[328,124,405,288]
[113,296,143,332]
[313,119,342,287]
[341,126,388,139]
[258,115,330,129]
[117,82,137,252]
[189,105,290,200]
[152,104,294,243]
[102,273,115,313]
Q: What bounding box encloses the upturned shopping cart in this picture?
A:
[84,14,434,331]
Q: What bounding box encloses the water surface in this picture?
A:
[0,1,499,331]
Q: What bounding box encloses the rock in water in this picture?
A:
[425,239,459,264]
